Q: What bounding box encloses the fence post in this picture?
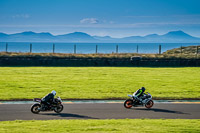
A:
[30,43,32,53]
[53,43,55,53]
[136,45,138,53]
[159,45,161,54]
[180,46,183,54]
[96,45,98,54]
[74,44,76,54]
[6,43,8,52]
[180,46,183,58]
[116,45,118,53]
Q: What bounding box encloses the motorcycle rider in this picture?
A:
[41,90,56,109]
[133,87,146,104]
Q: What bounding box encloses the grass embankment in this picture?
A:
[0,67,199,100]
[164,45,200,58]
[0,52,169,59]
[0,45,199,59]
[0,119,200,133]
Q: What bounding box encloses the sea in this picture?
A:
[0,42,199,54]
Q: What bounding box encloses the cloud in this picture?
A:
[0,22,200,29]
[12,14,30,19]
[80,18,99,24]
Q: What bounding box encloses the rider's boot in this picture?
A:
[41,104,46,110]
[139,99,143,104]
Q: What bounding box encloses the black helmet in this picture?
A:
[141,87,145,91]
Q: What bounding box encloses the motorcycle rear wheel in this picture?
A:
[145,100,154,109]
[54,104,64,113]
[124,99,133,109]
[31,104,41,114]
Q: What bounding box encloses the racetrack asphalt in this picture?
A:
[0,103,200,121]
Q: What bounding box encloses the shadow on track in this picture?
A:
[134,108,190,115]
[40,113,98,119]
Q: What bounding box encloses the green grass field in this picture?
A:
[0,119,199,133]
[0,67,199,100]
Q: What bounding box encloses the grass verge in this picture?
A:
[0,119,200,133]
[1,46,200,59]
[0,67,200,100]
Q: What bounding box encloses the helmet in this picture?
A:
[51,90,56,96]
[141,87,145,92]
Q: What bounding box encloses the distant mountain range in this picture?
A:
[0,30,200,43]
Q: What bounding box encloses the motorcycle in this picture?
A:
[124,92,154,109]
[31,97,64,114]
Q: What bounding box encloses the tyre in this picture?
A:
[31,104,41,114]
[145,100,154,109]
[124,99,133,109]
[54,104,64,113]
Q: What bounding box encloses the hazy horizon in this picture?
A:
[1,30,200,38]
[0,0,200,38]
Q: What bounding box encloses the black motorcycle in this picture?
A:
[31,97,64,114]
[124,92,154,109]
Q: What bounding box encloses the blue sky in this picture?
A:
[0,0,200,37]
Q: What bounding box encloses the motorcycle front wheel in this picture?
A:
[31,104,41,114]
[145,100,154,109]
[124,99,133,109]
[54,104,64,113]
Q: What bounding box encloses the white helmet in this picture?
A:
[51,90,56,96]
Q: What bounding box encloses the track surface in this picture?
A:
[0,103,200,121]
